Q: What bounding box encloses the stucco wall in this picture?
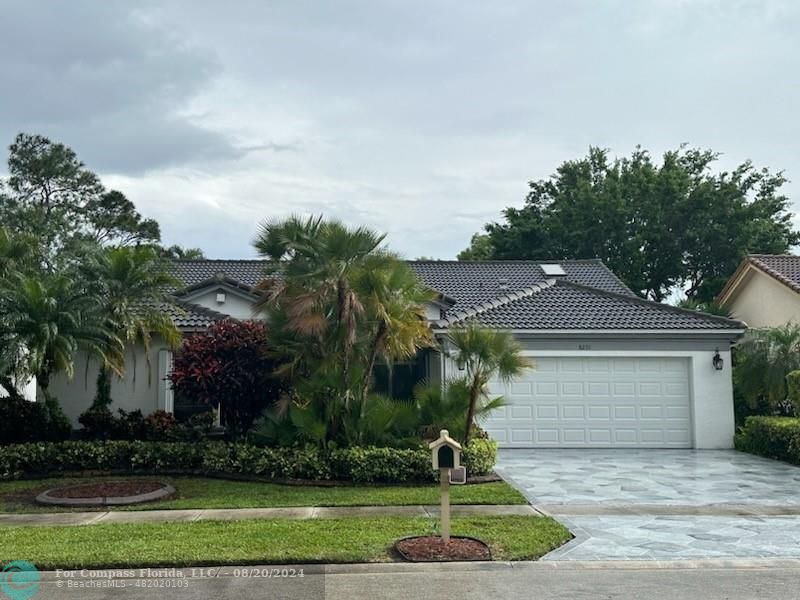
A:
[41,338,174,425]
[726,269,800,328]
[185,288,258,320]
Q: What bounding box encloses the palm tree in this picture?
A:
[4,273,124,406]
[447,321,531,443]
[254,215,386,402]
[86,246,182,407]
[735,325,800,411]
[351,253,435,404]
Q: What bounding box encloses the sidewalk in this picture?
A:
[0,504,539,527]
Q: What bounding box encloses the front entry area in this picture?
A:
[483,356,692,448]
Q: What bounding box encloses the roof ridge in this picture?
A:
[748,253,800,259]
[747,255,800,295]
[406,258,605,264]
[434,279,557,327]
[556,280,746,328]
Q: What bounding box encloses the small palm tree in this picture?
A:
[4,274,124,406]
[87,246,182,406]
[351,253,435,404]
[447,321,532,443]
[735,325,800,410]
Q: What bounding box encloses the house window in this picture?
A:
[371,352,428,400]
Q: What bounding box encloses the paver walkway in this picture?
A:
[0,504,538,527]
[496,449,800,561]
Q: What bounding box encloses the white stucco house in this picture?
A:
[44,258,745,449]
[717,254,800,328]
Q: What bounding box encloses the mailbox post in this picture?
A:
[429,429,463,543]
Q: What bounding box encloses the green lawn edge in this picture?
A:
[0,476,527,513]
[0,516,571,569]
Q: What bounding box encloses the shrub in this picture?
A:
[734,416,800,464]
[170,319,284,437]
[0,397,71,444]
[0,438,497,482]
[143,410,178,440]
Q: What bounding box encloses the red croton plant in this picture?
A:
[169,319,283,435]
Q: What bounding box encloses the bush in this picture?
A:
[734,416,800,464]
[0,397,71,444]
[0,438,497,483]
[79,408,211,442]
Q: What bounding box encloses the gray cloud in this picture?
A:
[2,0,799,259]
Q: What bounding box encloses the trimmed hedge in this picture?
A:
[0,439,497,484]
[734,416,800,464]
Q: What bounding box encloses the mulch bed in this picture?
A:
[395,536,491,562]
[47,481,166,499]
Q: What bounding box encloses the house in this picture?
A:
[717,254,800,328]
[45,259,745,449]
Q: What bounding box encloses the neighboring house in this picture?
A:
[717,254,800,328]
[45,259,745,449]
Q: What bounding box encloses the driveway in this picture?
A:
[496,449,800,561]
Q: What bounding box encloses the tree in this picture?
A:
[0,133,160,265]
[464,146,799,302]
[159,244,205,260]
[83,246,181,408]
[456,233,493,261]
[3,273,123,407]
[446,322,530,443]
[735,325,800,413]
[253,215,434,444]
[170,320,282,435]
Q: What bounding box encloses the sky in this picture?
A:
[0,0,798,259]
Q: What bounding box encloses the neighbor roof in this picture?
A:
[434,280,745,331]
[717,254,800,305]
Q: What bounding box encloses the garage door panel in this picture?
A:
[483,356,692,448]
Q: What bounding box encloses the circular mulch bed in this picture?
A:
[36,481,175,507]
[395,536,491,562]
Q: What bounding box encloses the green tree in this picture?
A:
[84,246,182,408]
[735,325,800,412]
[159,244,206,260]
[0,133,160,265]
[3,273,124,407]
[465,146,798,302]
[446,322,531,443]
[456,233,493,261]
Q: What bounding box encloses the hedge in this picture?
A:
[0,439,497,484]
[734,416,800,464]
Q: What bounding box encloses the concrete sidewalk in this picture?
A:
[0,504,539,527]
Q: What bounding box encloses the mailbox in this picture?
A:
[429,429,462,470]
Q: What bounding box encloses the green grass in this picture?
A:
[0,476,527,513]
[0,516,571,569]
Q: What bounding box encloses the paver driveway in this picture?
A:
[496,449,800,561]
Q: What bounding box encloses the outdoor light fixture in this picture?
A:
[712,349,724,371]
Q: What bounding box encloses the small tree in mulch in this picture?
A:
[170,319,284,436]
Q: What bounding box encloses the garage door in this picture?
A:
[482,357,692,448]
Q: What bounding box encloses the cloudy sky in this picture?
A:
[1,1,798,259]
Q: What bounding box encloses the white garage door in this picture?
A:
[483,357,692,448]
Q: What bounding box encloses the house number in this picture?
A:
[577,344,591,350]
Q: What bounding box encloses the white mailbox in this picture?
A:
[429,429,462,471]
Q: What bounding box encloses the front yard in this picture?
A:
[0,515,571,569]
[0,476,526,512]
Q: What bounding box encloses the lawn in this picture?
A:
[0,476,526,512]
[0,516,570,569]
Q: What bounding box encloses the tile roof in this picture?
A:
[163,300,229,330]
[748,255,800,294]
[406,259,635,310]
[434,280,745,331]
[163,258,744,333]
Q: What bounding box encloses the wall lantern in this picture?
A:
[712,349,724,371]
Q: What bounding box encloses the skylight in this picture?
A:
[541,264,566,276]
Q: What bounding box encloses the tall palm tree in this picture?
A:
[254,215,386,403]
[351,252,435,404]
[4,274,124,406]
[86,246,182,407]
[735,324,800,410]
[447,321,531,443]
